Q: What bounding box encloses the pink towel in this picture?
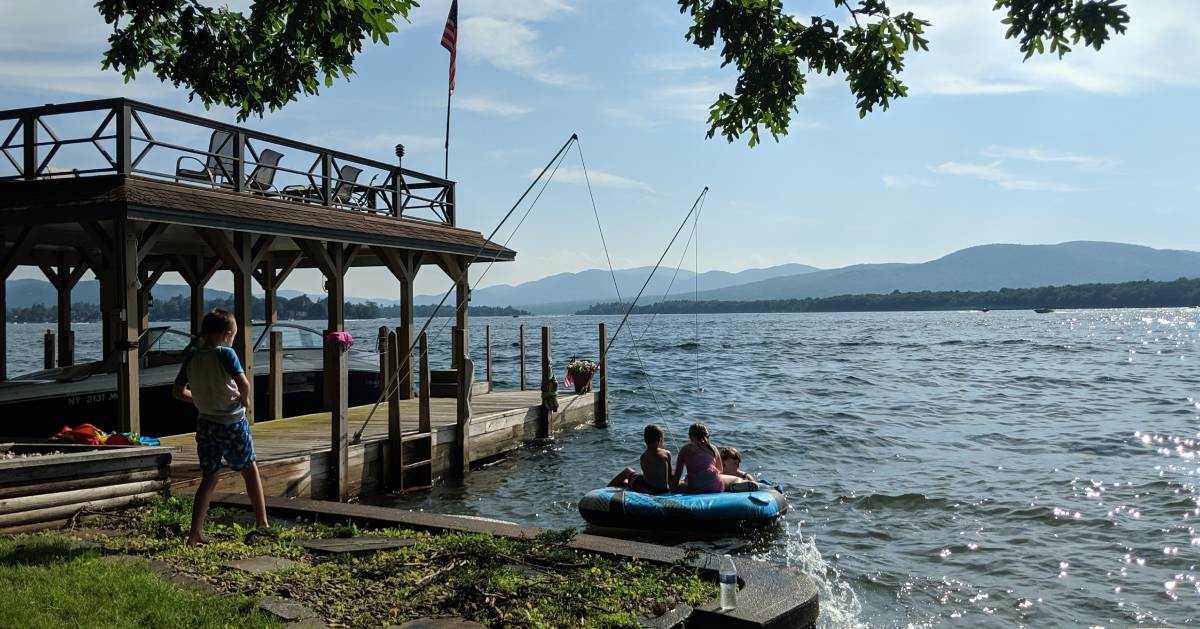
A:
[327,330,354,349]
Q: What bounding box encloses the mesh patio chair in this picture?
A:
[246,148,284,195]
[175,129,236,187]
[283,164,362,206]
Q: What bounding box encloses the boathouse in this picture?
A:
[0,98,604,502]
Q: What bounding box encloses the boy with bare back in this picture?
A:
[172,309,269,545]
[608,424,672,495]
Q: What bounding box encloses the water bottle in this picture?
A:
[719,553,738,610]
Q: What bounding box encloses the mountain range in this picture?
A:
[7,242,1200,313]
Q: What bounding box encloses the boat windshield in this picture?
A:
[139,327,194,354]
[251,323,326,351]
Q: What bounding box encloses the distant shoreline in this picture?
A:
[575,277,1200,315]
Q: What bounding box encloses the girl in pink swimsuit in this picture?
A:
[672,423,727,494]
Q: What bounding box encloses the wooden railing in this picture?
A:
[0,98,456,226]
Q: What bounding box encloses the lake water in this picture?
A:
[7,309,1200,627]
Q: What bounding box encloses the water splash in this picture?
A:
[757,522,866,629]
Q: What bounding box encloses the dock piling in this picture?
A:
[597,322,608,427]
[540,326,552,438]
[43,330,55,370]
[453,327,471,477]
[268,331,283,420]
[386,329,402,489]
[519,324,526,391]
[485,325,493,393]
[419,332,431,433]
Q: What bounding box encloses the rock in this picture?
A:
[285,618,329,629]
[298,536,418,556]
[393,618,487,629]
[256,595,317,622]
[221,555,299,574]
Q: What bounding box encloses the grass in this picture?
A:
[0,497,716,628]
[0,536,280,629]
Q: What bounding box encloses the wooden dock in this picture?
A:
[163,389,597,499]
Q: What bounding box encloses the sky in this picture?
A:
[2,0,1199,299]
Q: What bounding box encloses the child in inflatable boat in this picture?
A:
[607,424,672,495]
[673,423,746,494]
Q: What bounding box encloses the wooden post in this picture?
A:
[485,325,492,393]
[268,331,283,420]
[377,326,389,376]
[386,329,402,489]
[231,233,254,423]
[295,238,355,501]
[370,247,420,400]
[453,327,471,477]
[541,326,552,394]
[171,255,221,338]
[327,333,349,501]
[2,226,36,381]
[39,254,87,368]
[419,332,431,434]
[519,324,526,391]
[597,322,608,427]
[540,326,552,437]
[64,331,75,368]
[43,330,55,369]
[455,258,469,368]
[398,262,415,400]
[254,252,298,422]
[115,220,141,433]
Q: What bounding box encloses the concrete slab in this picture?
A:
[222,555,299,574]
[298,536,418,556]
[393,618,487,629]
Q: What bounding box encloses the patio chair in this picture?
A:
[246,148,284,195]
[282,164,362,205]
[175,129,236,187]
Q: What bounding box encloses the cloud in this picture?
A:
[607,80,729,128]
[899,1,1200,96]
[459,15,577,87]
[0,60,171,99]
[980,145,1117,169]
[453,95,531,117]
[534,166,651,190]
[934,161,1078,192]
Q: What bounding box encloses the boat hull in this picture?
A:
[0,369,380,440]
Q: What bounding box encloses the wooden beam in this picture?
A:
[294,238,336,278]
[248,235,276,269]
[1,226,35,381]
[519,324,526,391]
[194,228,241,271]
[0,226,34,277]
[135,223,166,263]
[80,222,114,257]
[454,258,469,369]
[485,325,492,393]
[371,248,421,399]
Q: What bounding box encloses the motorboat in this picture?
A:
[1034,307,1054,314]
[0,323,381,439]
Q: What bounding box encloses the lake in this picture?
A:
[6,309,1199,627]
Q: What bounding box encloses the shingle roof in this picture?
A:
[0,175,515,261]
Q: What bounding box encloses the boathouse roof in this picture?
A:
[0,98,515,267]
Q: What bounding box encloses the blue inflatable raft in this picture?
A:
[578,483,788,533]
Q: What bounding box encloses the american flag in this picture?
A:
[440,0,458,93]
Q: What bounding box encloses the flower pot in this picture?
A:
[572,371,594,394]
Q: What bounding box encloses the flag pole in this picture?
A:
[444,87,451,179]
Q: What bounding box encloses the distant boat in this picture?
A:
[979,308,990,312]
[1034,307,1054,314]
